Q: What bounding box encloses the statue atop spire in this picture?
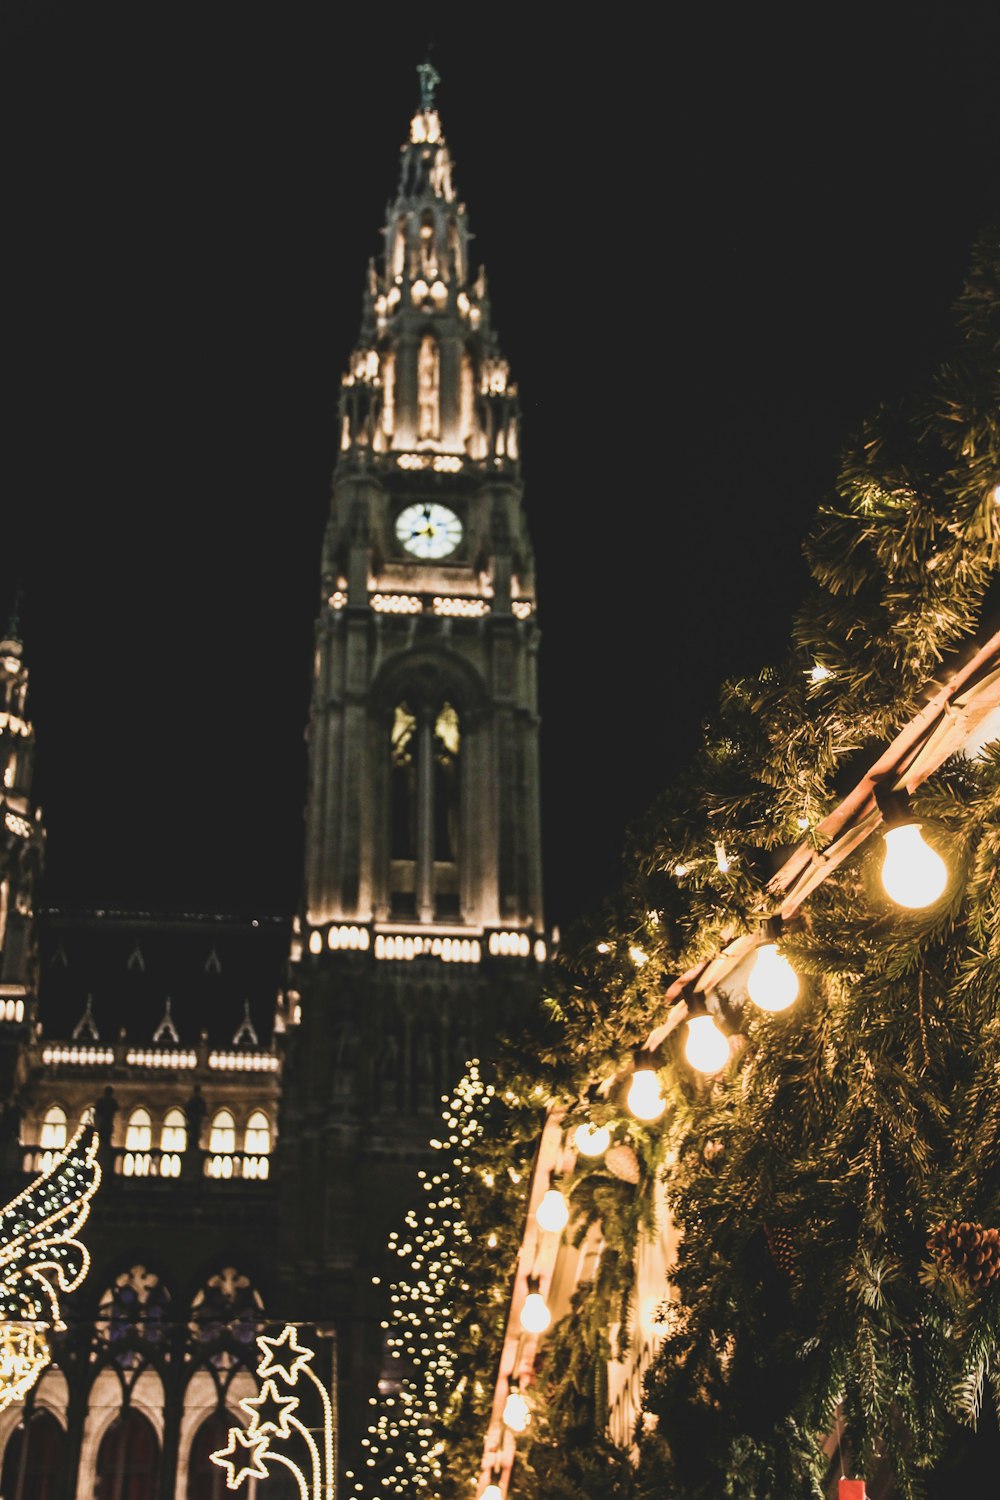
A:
[416,58,440,113]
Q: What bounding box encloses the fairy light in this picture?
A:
[358,1063,503,1495]
[211,1324,336,1493]
[0,1122,101,1411]
[573,1122,610,1158]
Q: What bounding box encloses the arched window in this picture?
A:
[244,1111,270,1155]
[125,1108,152,1151]
[209,1109,235,1154]
[186,1412,235,1500]
[388,699,462,922]
[0,1409,66,1500]
[161,1108,187,1153]
[95,1410,160,1500]
[417,334,440,440]
[40,1106,67,1151]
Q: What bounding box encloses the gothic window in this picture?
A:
[186,1412,236,1500]
[382,350,395,435]
[94,1411,160,1500]
[419,211,437,276]
[40,1105,67,1151]
[96,1265,171,1361]
[189,1267,265,1359]
[388,698,462,920]
[161,1107,187,1153]
[448,218,463,282]
[391,214,406,279]
[122,1107,153,1177]
[125,1108,152,1151]
[209,1109,235,1154]
[417,335,440,441]
[244,1111,270,1155]
[3,752,16,789]
[0,1409,65,1500]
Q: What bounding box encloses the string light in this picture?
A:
[746,920,800,1013]
[627,1068,666,1122]
[573,1122,611,1157]
[0,1122,101,1411]
[519,1278,551,1334]
[875,787,949,909]
[211,1323,336,1494]
[502,1381,530,1433]
[536,1186,570,1234]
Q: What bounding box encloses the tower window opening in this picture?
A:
[382,351,396,435]
[419,212,438,277]
[417,335,440,441]
[388,699,461,921]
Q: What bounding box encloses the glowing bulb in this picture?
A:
[627,1069,665,1121]
[881,823,948,908]
[519,1292,551,1334]
[502,1389,530,1433]
[536,1188,570,1233]
[483,1487,503,1500]
[992,482,1000,506]
[746,943,799,1013]
[574,1122,610,1157]
[684,1015,730,1074]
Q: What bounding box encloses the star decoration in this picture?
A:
[240,1377,300,1439]
[256,1324,315,1386]
[209,1426,271,1488]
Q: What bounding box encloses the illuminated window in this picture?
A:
[244,1111,270,1155]
[417,335,440,440]
[160,1108,187,1154]
[388,698,461,921]
[40,1105,67,1151]
[209,1109,236,1154]
[125,1108,152,1152]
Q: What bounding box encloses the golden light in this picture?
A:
[482,1486,503,1500]
[746,943,799,1012]
[519,1291,551,1335]
[0,1325,49,1413]
[627,1068,665,1122]
[881,823,948,909]
[573,1122,610,1158]
[502,1386,530,1433]
[535,1188,570,1234]
[684,1015,730,1074]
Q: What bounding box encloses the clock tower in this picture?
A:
[278,69,546,1471]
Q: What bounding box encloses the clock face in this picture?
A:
[395,502,463,560]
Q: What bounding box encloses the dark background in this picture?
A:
[0,1,997,930]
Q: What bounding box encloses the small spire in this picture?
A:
[417,58,440,112]
[0,586,24,657]
[232,1000,259,1049]
[153,998,180,1045]
[72,994,99,1042]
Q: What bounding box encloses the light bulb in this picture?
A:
[627,1069,665,1121]
[574,1122,610,1157]
[502,1389,530,1432]
[483,1486,503,1500]
[519,1291,551,1334]
[684,1015,730,1074]
[536,1188,570,1233]
[881,823,948,908]
[746,943,799,1012]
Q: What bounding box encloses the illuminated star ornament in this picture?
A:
[0,1123,101,1411]
[211,1324,335,1497]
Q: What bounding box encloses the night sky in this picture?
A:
[1,2,998,932]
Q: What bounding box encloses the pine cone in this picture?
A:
[763,1222,797,1278]
[604,1144,640,1184]
[927,1219,1000,1289]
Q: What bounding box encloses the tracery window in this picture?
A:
[40,1105,67,1151]
[209,1109,235,1154]
[161,1107,187,1153]
[96,1265,171,1360]
[189,1267,265,1363]
[244,1110,270,1155]
[124,1107,152,1151]
[417,334,440,440]
[388,699,461,920]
